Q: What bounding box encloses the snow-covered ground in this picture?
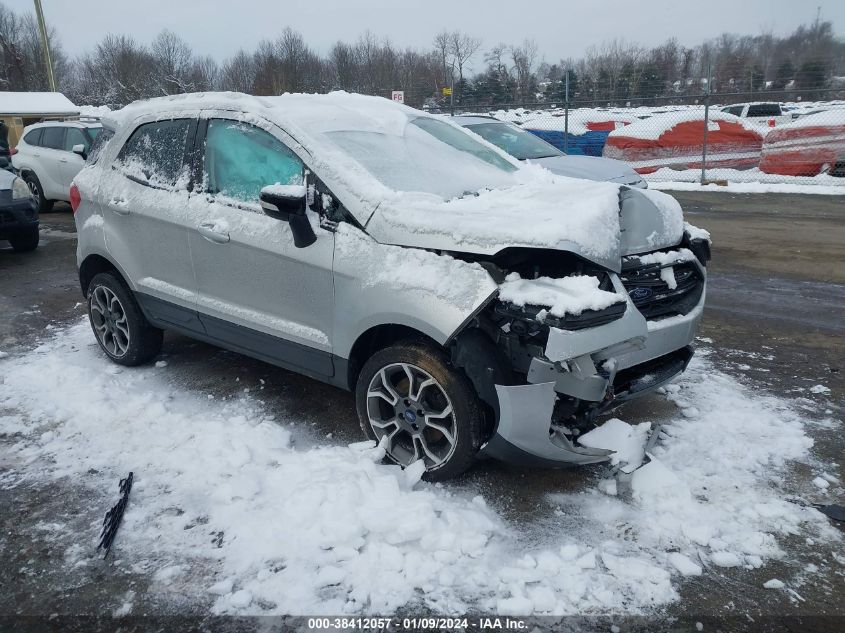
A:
[647,168,845,195]
[0,321,841,616]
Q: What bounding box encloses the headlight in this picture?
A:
[11,177,32,200]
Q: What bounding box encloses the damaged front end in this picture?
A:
[450,232,709,468]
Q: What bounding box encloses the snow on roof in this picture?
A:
[521,109,637,136]
[607,109,761,141]
[0,92,78,116]
[106,91,414,135]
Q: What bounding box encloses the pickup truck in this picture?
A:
[720,102,791,127]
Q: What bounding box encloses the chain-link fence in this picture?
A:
[421,88,845,189]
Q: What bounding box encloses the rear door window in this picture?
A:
[116,119,192,188]
[23,128,43,146]
[41,127,65,150]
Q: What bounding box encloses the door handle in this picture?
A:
[108,197,130,216]
[198,222,230,244]
[59,158,68,163]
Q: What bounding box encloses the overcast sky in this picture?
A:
[24,0,845,67]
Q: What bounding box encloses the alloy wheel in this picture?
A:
[90,285,131,357]
[366,362,457,469]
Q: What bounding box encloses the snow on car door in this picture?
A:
[188,115,335,376]
[103,115,202,333]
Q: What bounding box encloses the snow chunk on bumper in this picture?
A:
[498,273,625,317]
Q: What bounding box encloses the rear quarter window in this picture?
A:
[86,127,114,165]
[747,104,781,117]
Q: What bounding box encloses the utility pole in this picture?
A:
[33,0,56,92]
[563,69,570,153]
[700,59,712,185]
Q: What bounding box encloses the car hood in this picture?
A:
[364,166,684,272]
[533,154,643,186]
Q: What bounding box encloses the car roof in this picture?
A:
[104,91,443,139]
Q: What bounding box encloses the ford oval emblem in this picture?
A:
[628,287,653,301]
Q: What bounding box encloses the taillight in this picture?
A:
[768,119,776,127]
[10,147,17,155]
[69,183,81,213]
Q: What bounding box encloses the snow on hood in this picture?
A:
[366,164,685,270]
[365,163,626,268]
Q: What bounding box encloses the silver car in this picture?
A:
[73,92,709,480]
[453,115,647,187]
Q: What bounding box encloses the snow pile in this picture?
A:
[647,168,845,194]
[1,325,840,616]
[498,272,624,317]
[556,356,839,579]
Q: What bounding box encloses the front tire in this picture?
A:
[355,342,485,481]
[87,272,163,366]
[23,173,53,213]
[8,226,39,252]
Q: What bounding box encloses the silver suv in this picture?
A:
[73,92,710,480]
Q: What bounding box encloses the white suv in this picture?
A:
[12,120,102,211]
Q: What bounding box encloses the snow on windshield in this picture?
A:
[326,117,517,199]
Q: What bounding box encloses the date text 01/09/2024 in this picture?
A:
[306,617,529,630]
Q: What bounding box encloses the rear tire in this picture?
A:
[355,342,485,481]
[87,272,163,366]
[8,226,39,252]
[23,173,53,213]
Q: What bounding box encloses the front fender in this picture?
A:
[332,224,498,358]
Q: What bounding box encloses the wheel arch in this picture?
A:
[79,253,129,297]
[345,323,441,391]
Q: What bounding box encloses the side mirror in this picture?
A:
[72,143,87,159]
[259,184,316,248]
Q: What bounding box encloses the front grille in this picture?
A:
[620,254,704,320]
[495,299,627,332]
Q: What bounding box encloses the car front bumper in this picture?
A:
[483,260,706,467]
[0,196,38,240]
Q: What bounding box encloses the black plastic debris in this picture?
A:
[816,504,845,522]
[98,472,134,556]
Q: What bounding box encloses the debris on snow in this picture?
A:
[812,477,831,490]
[763,579,785,589]
[809,384,831,394]
[667,552,703,577]
[578,419,650,472]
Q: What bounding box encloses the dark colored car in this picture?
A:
[0,168,39,251]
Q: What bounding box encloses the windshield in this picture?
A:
[326,117,518,198]
[465,121,563,160]
[87,127,102,140]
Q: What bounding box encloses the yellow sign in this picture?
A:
[442,87,452,96]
